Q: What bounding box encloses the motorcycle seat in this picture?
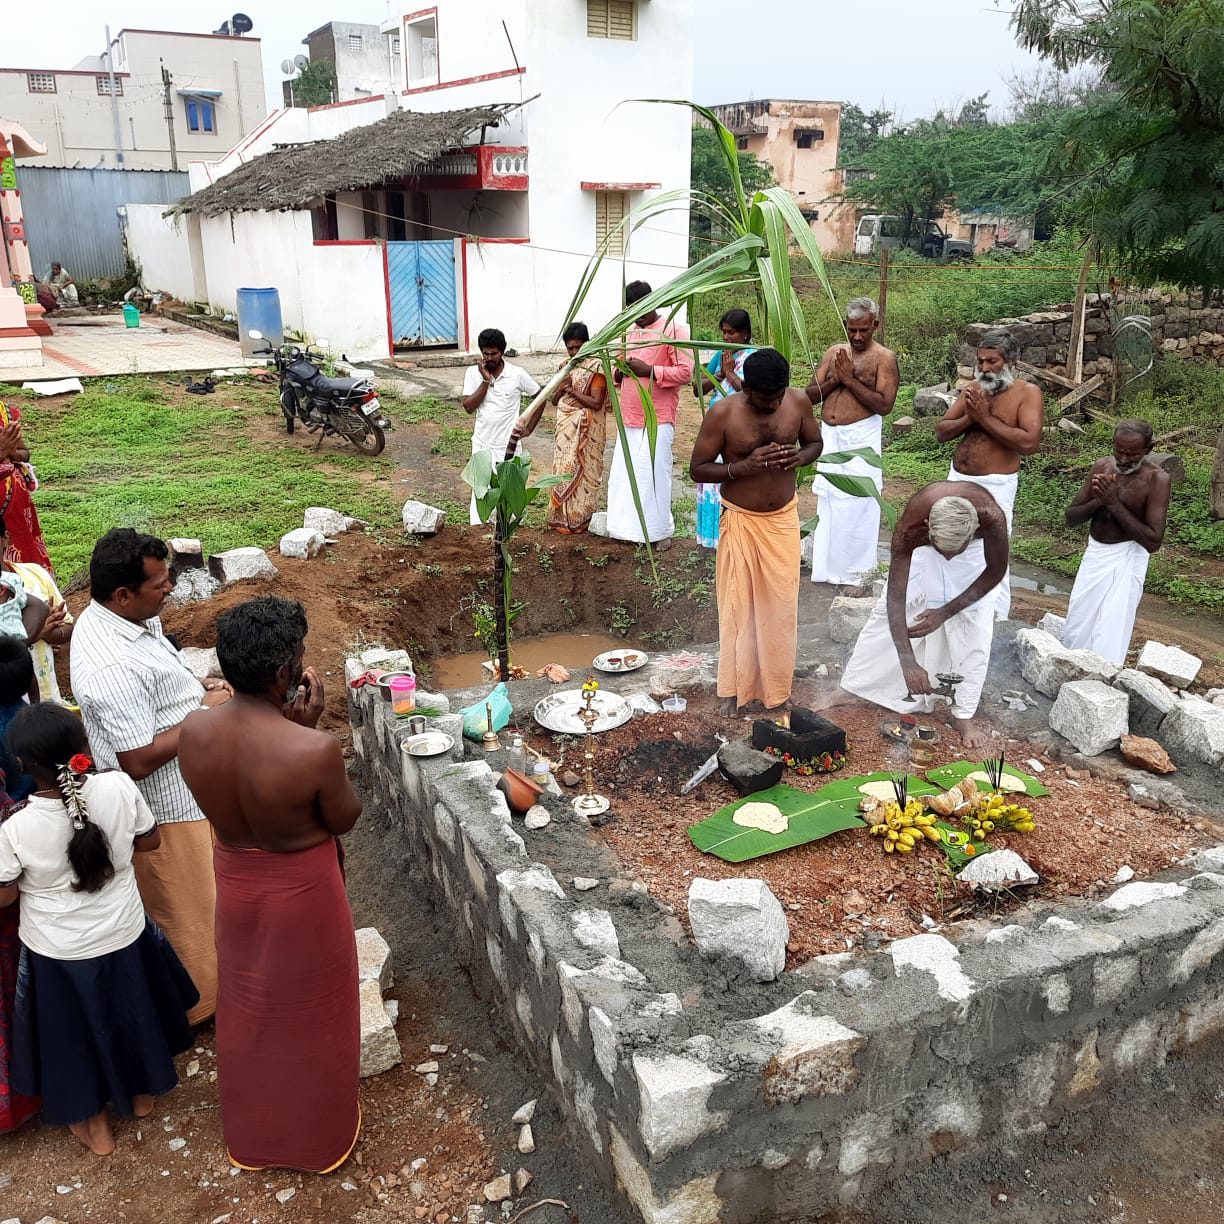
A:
[312,374,366,393]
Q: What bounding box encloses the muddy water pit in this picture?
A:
[508,682,1223,966]
[431,632,639,688]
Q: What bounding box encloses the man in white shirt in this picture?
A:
[70,528,231,1023]
[462,327,541,524]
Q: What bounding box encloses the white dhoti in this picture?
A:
[948,464,1018,620]
[810,417,883,586]
[1062,536,1150,665]
[841,545,996,720]
[606,424,675,543]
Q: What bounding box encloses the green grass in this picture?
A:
[8,376,393,581]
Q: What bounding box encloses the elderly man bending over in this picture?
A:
[821,483,1009,748]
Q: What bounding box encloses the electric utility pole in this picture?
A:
[161,60,179,171]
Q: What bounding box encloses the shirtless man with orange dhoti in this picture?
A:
[689,348,823,715]
[934,328,1043,619]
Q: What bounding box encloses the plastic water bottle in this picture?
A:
[507,734,526,776]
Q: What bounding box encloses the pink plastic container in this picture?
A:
[389,674,417,715]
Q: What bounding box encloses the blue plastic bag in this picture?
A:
[459,682,513,741]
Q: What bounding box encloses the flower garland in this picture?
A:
[763,745,849,776]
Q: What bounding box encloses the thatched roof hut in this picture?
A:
[177,104,514,217]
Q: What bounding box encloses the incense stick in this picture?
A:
[890,770,909,808]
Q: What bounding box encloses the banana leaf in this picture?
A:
[688,783,867,863]
[931,820,995,870]
[924,761,1050,798]
[688,772,941,863]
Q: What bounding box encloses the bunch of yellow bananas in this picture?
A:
[868,797,943,854]
[962,792,1036,840]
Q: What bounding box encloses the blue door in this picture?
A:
[387,240,458,347]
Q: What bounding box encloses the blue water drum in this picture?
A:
[236,287,284,358]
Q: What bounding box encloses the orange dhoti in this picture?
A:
[716,496,801,709]
[133,817,217,1025]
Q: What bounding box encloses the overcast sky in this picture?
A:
[7,1,1043,121]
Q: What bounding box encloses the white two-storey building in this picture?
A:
[125,0,695,357]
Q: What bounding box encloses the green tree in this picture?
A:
[837,103,893,164]
[1013,0,1224,289]
[689,124,774,259]
[955,92,992,128]
[842,113,1061,241]
[292,59,336,107]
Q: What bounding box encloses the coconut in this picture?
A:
[965,770,1027,794]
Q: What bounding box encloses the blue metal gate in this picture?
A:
[386,240,457,347]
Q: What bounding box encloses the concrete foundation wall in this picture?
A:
[349,664,1224,1223]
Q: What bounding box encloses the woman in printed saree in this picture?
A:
[694,310,756,549]
[516,323,610,534]
[0,400,53,577]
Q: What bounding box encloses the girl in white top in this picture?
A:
[0,703,198,1155]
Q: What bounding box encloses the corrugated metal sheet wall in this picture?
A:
[16,166,189,281]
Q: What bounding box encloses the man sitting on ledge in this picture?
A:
[818,483,1009,748]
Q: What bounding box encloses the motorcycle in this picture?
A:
[247,329,388,456]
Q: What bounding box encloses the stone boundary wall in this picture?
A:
[349,664,1224,1224]
[958,291,1224,390]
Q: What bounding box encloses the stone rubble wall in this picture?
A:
[349,660,1224,1224]
[953,291,1224,391]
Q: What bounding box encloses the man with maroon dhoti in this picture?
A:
[179,597,362,1174]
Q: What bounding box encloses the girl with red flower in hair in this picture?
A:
[0,703,198,1154]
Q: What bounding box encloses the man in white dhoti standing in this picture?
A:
[820,483,1010,749]
[607,282,694,549]
[1062,419,1170,664]
[805,297,899,593]
[935,329,1043,619]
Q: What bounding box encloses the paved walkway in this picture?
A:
[0,318,242,385]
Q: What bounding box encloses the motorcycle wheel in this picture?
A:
[339,413,386,456]
[280,388,297,434]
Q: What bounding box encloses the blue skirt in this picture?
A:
[13,917,199,1125]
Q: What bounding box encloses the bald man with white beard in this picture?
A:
[935,328,1043,619]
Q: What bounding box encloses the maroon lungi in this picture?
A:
[214,838,360,1172]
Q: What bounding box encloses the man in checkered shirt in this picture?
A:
[71,529,231,1023]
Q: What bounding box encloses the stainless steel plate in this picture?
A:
[534,689,634,734]
[401,731,455,758]
[592,650,648,674]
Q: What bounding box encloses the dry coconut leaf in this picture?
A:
[732,802,790,836]
[965,770,1027,794]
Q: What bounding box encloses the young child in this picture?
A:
[0,703,199,1154]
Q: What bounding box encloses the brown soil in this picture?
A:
[574,684,1223,966]
[62,531,721,745]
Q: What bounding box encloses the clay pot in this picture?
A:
[498,768,545,813]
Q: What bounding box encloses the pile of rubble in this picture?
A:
[1015,620,1223,783]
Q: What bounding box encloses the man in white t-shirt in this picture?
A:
[461,327,541,524]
